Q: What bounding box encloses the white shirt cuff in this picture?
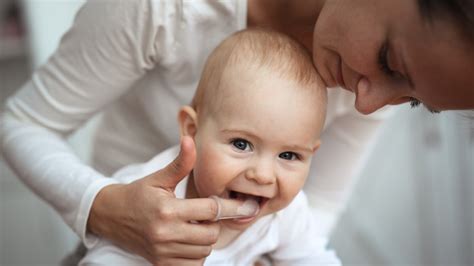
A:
[74,177,119,248]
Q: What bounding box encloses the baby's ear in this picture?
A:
[312,140,321,153]
[178,106,198,138]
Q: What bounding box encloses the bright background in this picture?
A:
[1,1,473,265]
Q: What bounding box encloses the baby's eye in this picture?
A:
[231,138,252,151]
[279,152,299,161]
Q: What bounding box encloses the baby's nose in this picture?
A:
[245,158,276,185]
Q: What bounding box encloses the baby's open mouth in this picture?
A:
[228,190,269,209]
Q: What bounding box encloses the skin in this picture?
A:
[250,0,474,114]
[312,0,474,114]
[90,0,474,264]
[179,66,324,248]
[90,137,222,265]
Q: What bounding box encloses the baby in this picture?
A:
[80,28,340,265]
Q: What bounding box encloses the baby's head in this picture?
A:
[179,28,327,230]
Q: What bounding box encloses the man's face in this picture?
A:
[312,0,474,114]
[190,70,324,231]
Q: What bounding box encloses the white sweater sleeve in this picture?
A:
[0,0,169,247]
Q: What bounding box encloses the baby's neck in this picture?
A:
[185,175,244,250]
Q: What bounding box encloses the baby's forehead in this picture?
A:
[219,62,323,95]
[197,61,327,138]
[216,69,323,109]
[207,78,326,144]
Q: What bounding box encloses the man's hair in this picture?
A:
[418,0,474,40]
[191,28,322,112]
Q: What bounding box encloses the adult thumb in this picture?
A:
[146,136,196,189]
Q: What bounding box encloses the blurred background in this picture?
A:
[0,1,472,265]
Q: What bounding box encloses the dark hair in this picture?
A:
[418,0,474,40]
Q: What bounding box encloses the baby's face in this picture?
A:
[191,71,325,231]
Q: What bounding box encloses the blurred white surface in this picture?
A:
[331,107,474,265]
[22,0,85,68]
[1,1,88,265]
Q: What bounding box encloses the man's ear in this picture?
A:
[178,106,198,138]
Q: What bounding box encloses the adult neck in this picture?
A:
[247,0,326,54]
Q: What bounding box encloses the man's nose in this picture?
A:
[354,77,408,114]
[245,157,276,185]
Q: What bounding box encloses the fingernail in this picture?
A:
[237,199,259,217]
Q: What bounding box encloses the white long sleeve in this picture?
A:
[1,113,118,247]
[0,0,246,246]
[0,0,163,246]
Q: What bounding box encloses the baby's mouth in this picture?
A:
[209,190,270,222]
[228,190,269,210]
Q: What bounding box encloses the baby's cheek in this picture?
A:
[193,150,229,196]
[275,177,306,207]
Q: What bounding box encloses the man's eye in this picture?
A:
[409,98,440,114]
[279,152,299,161]
[231,138,252,151]
[410,98,421,108]
[378,41,403,79]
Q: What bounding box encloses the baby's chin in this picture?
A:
[218,210,266,231]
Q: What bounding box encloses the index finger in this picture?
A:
[174,197,259,221]
[209,196,259,221]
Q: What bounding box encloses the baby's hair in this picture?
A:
[191,28,323,113]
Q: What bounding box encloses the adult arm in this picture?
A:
[0,0,244,263]
[1,0,156,244]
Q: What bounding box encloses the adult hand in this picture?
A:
[87,136,255,265]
